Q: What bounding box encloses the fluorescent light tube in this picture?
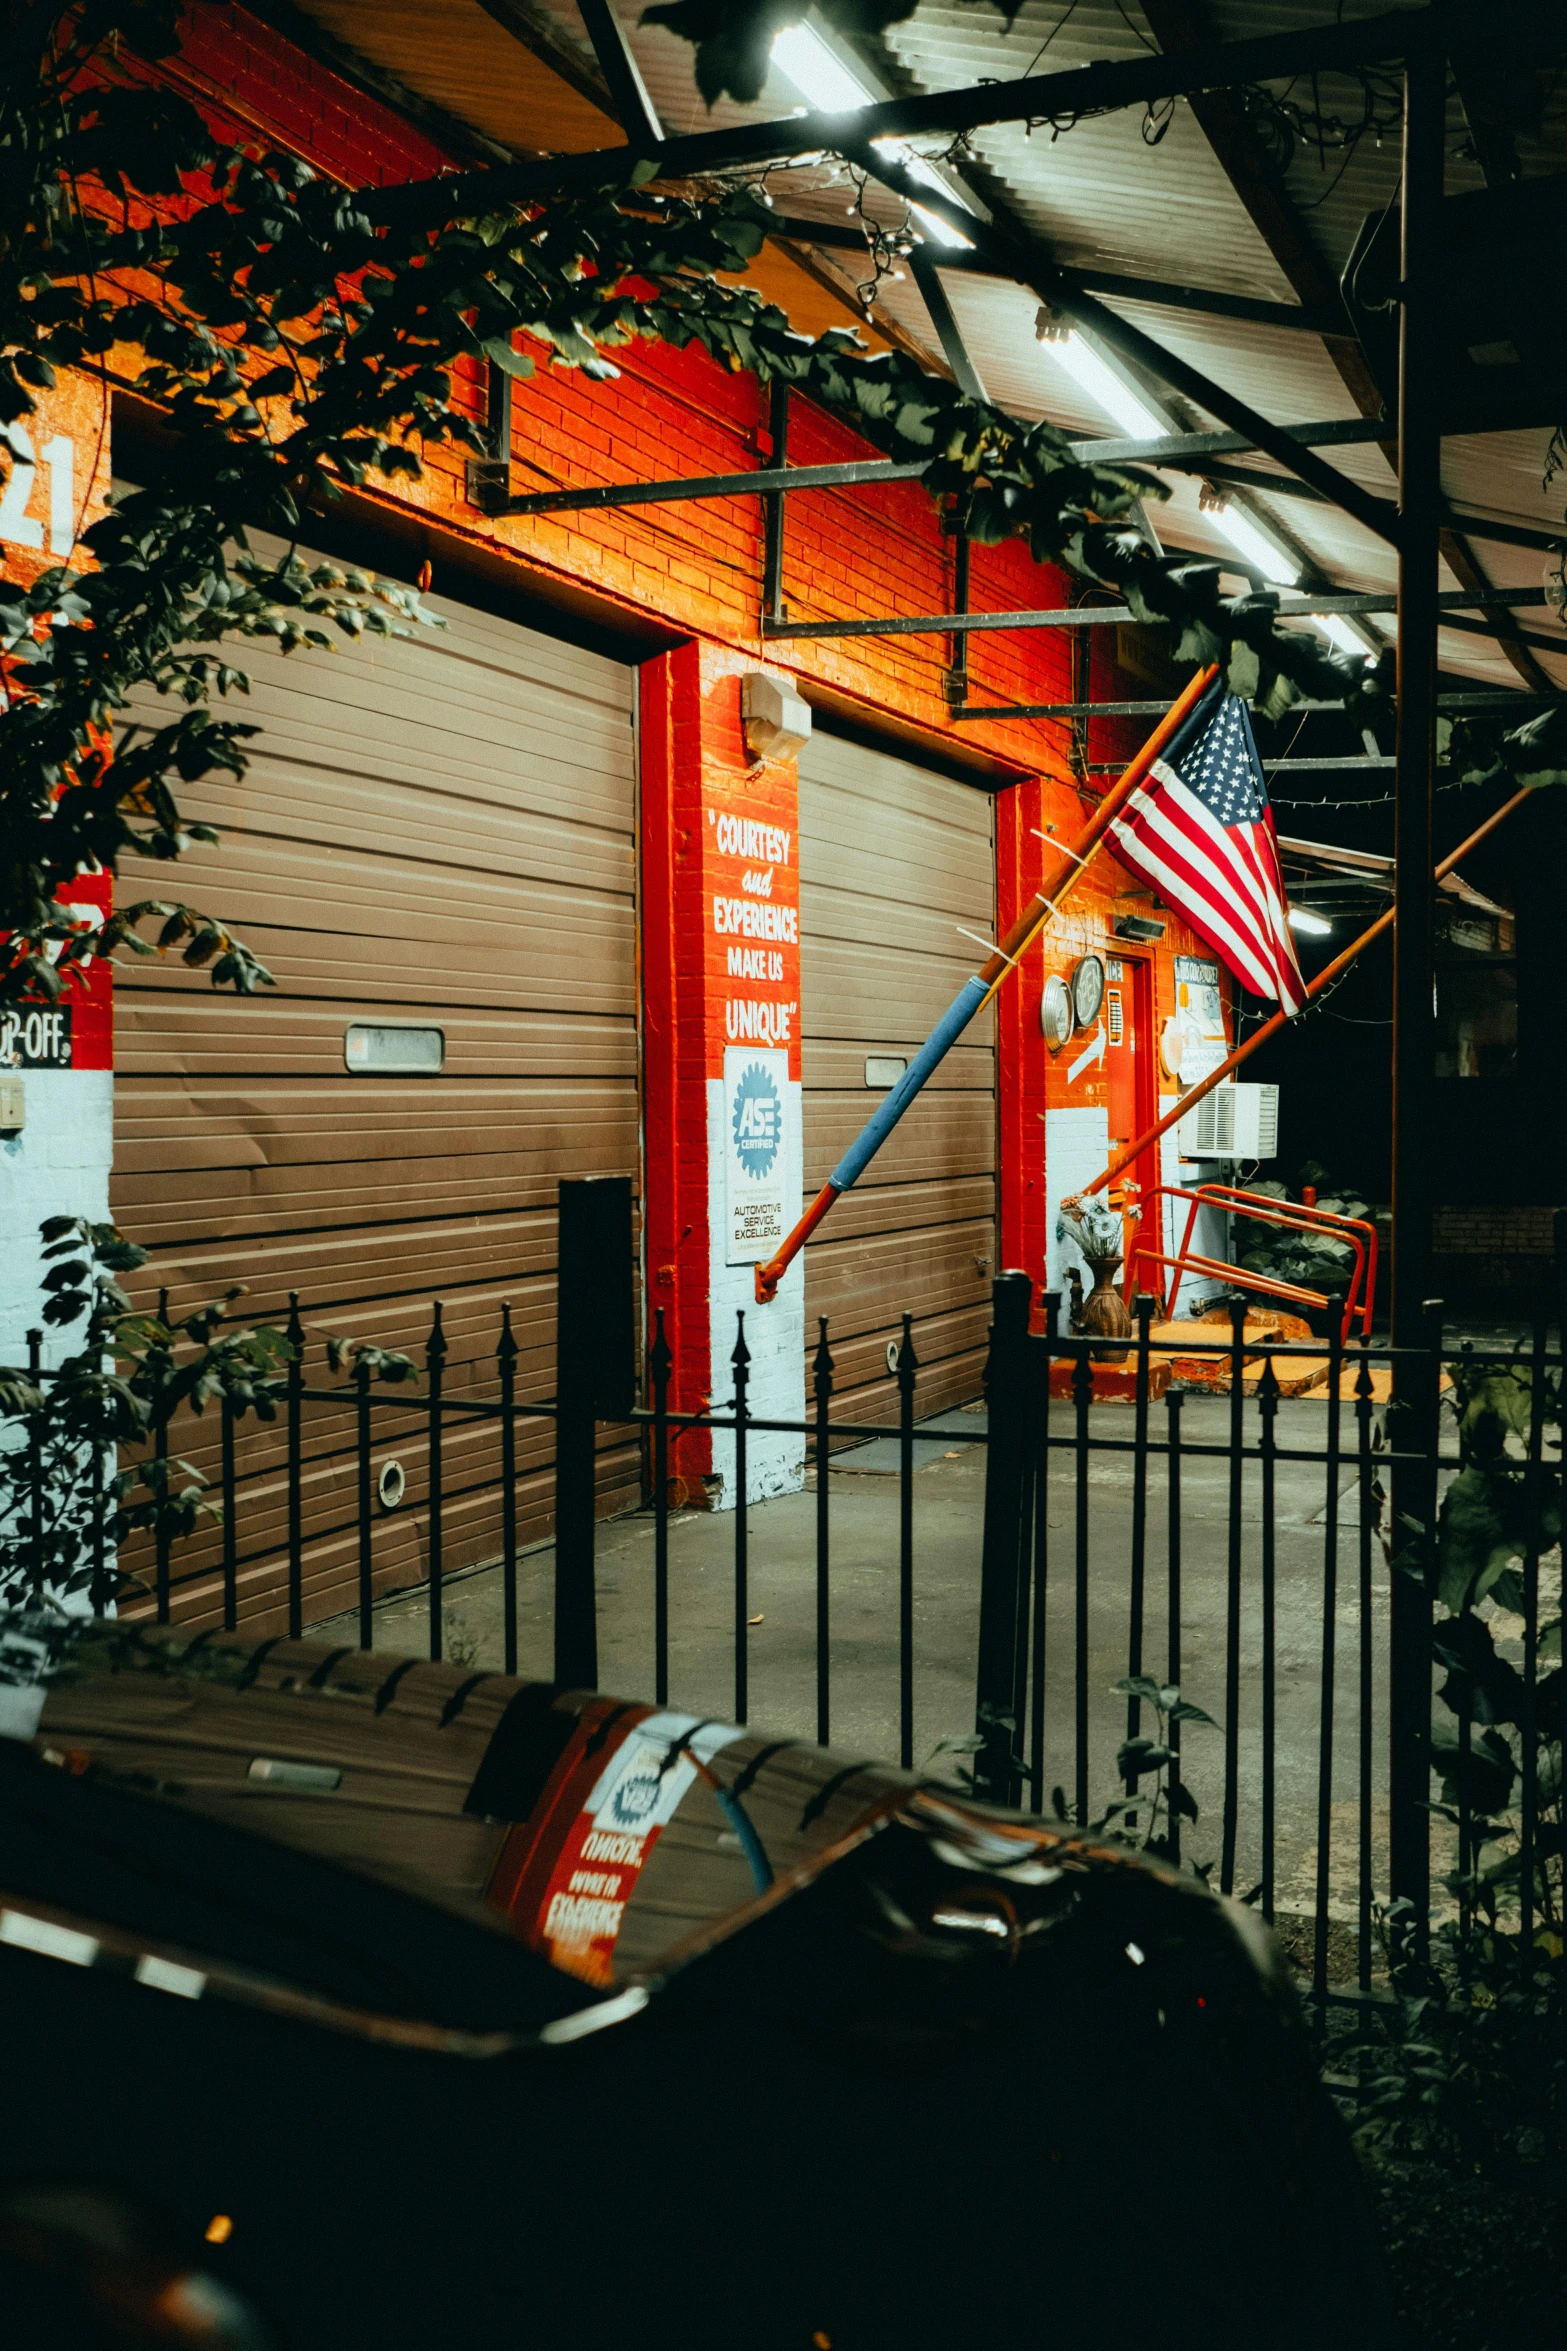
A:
[1038,329,1163,441]
[771,26,973,247]
[770,24,868,112]
[1215,503,1300,588]
[1287,906,1333,936]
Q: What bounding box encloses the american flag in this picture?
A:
[1108,685,1306,1014]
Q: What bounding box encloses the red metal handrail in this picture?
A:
[1190,1185,1378,1338]
[1129,1184,1376,1344]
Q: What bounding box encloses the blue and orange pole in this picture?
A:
[754,664,1223,1303]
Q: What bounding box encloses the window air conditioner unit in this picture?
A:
[1179,1082,1279,1160]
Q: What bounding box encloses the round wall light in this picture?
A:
[1070,954,1106,1030]
[1041,972,1073,1052]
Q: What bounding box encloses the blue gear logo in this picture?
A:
[731,1061,781,1182]
[605,1758,661,1827]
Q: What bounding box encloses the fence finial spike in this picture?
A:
[896,1309,919,1375]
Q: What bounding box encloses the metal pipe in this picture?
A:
[761,379,789,627]
[1076,785,1533,1200]
[754,664,1221,1302]
[1388,38,1446,1942]
[493,455,928,517]
[763,584,1547,642]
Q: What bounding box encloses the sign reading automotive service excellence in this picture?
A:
[724,1045,790,1266]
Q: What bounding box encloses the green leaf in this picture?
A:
[1116,1735,1174,1779]
[478,336,534,380]
[1431,1723,1516,1816]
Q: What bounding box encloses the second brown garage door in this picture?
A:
[797,728,997,1421]
[113,568,641,1633]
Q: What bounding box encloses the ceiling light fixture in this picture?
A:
[1032,318,1163,441]
[770,26,973,247]
[1214,504,1300,588]
[1287,906,1333,936]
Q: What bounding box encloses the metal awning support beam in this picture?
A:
[574,0,663,146]
[405,7,1445,210]
[1074,416,1387,463]
[951,689,1562,719]
[768,219,1346,336]
[476,414,1561,564]
[475,412,1384,515]
[762,585,1548,642]
[909,247,988,401]
[477,454,932,515]
[1429,612,1567,658]
[845,139,1401,545]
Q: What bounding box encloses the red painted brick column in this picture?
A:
[995,773,1053,1306]
[640,642,805,1508]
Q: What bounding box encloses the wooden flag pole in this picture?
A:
[754,663,1222,1303]
[1073,784,1534,1204]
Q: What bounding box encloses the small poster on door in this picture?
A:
[1164,956,1229,1087]
[724,1047,790,1265]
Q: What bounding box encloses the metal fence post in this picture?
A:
[650,1308,672,1706]
[90,1434,110,1621]
[732,1310,751,1725]
[221,1394,238,1634]
[1388,28,1445,1942]
[896,1311,918,1770]
[1220,1294,1247,1893]
[427,1302,447,1663]
[1165,1385,1185,1864]
[26,1327,45,1599]
[355,1355,373,1651]
[498,1303,518,1677]
[1123,1291,1155,1794]
[285,1291,304,1640]
[153,1293,171,1625]
[555,1177,635,1690]
[1029,1292,1059,1813]
[1313,1316,1345,1996]
[813,1316,834,1747]
[974,1271,1032,1805]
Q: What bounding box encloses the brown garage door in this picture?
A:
[797,728,997,1421]
[114,573,640,1632]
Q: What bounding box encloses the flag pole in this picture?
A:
[1071,784,1534,1206]
[754,663,1222,1304]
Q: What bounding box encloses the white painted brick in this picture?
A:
[706,1077,805,1509]
[0,1073,112,1372]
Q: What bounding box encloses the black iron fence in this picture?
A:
[10,1181,1563,1994]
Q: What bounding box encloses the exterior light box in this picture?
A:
[344,1024,445,1075]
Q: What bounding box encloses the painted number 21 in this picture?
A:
[0,425,75,556]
